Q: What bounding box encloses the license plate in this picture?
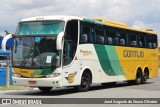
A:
[28,81,37,85]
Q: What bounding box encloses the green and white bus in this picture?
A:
[2,15,158,92]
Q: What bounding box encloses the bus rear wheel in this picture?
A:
[38,87,53,92]
[75,72,91,92]
[142,71,148,84]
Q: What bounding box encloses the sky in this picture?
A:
[0,0,160,39]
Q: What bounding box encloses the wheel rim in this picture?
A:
[81,74,89,88]
[137,72,141,83]
[143,73,148,81]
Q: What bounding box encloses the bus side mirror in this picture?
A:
[2,34,13,51]
[56,32,64,50]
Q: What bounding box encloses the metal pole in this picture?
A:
[6,65,10,88]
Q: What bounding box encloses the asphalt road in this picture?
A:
[0,76,160,107]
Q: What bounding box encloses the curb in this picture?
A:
[0,88,38,92]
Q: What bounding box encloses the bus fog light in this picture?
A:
[46,73,60,78]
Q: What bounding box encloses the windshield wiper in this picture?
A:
[20,48,33,68]
[35,43,45,68]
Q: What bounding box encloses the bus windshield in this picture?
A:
[16,21,64,35]
[13,36,61,68]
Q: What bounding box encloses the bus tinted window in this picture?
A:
[95,26,105,44]
[80,22,157,49]
[137,33,146,48]
[80,22,95,44]
[106,27,117,45]
[16,21,64,35]
[118,30,128,46]
[146,34,157,49]
[128,32,137,47]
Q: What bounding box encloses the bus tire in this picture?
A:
[127,70,142,85]
[38,87,52,92]
[134,70,142,85]
[75,71,91,92]
[142,71,148,84]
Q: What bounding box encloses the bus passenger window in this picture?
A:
[96,35,104,44]
[80,34,88,43]
[95,26,105,44]
[119,33,127,46]
[106,28,121,46]
[139,41,142,47]
[108,37,113,45]
[137,34,145,48]
[89,33,94,43]
[146,34,157,49]
[111,29,128,46]
[120,39,125,46]
[128,32,137,47]
[114,37,119,45]
[106,30,116,45]
[148,42,152,48]
[131,41,137,47]
[153,43,157,48]
[80,22,95,44]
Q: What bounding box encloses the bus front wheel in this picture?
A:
[135,70,142,85]
[128,70,142,85]
[75,72,91,92]
[38,87,53,92]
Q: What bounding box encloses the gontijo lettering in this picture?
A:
[123,50,144,58]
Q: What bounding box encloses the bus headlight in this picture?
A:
[12,72,21,77]
[46,73,60,78]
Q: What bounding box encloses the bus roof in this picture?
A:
[21,15,157,35]
[92,18,157,35]
[21,15,83,22]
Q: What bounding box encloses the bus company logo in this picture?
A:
[21,70,28,74]
[80,49,92,56]
[123,50,144,58]
[65,72,77,83]
[2,99,11,104]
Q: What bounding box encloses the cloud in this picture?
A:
[132,21,160,40]
[0,0,160,39]
[132,21,160,29]
[0,32,6,37]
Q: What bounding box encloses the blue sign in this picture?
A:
[35,37,41,43]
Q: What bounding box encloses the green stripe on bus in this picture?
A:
[104,46,125,75]
[34,68,55,75]
[94,44,124,76]
[83,18,106,25]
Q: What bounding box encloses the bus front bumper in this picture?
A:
[12,77,61,87]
